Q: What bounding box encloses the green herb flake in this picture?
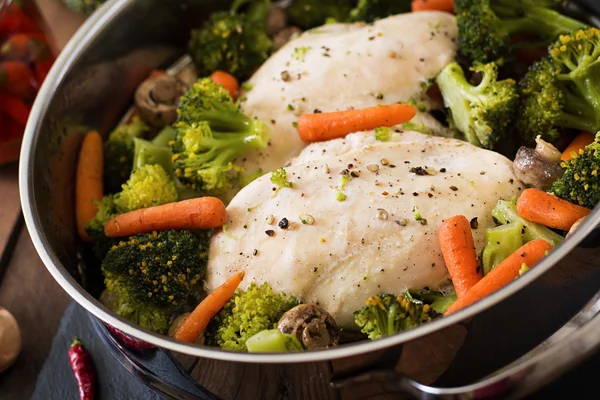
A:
[375,127,392,142]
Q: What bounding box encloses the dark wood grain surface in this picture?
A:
[0,2,84,398]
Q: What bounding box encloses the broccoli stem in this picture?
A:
[152,126,177,147]
[482,222,524,275]
[492,200,564,247]
[133,138,174,174]
[493,3,587,38]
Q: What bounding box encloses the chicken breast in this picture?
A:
[206,131,523,329]
[238,11,459,174]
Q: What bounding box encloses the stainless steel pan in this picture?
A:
[18,1,600,398]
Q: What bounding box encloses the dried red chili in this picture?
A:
[68,338,96,400]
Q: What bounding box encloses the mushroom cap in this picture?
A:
[0,307,21,373]
[134,74,187,128]
[277,304,340,350]
[513,146,564,190]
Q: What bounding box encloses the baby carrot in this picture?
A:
[174,271,245,343]
[439,215,482,298]
[104,197,227,237]
[445,239,552,315]
[297,104,417,142]
[76,131,104,242]
[561,132,595,161]
[412,0,454,13]
[210,70,239,99]
[517,188,591,231]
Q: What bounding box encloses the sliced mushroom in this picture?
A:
[567,216,587,238]
[135,74,187,128]
[273,26,302,51]
[0,307,21,373]
[267,5,288,36]
[513,146,564,190]
[535,135,562,164]
[277,304,339,349]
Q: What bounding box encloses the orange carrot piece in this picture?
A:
[174,271,245,343]
[516,188,591,231]
[412,0,454,12]
[439,215,482,298]
[76,131,104,242]
[297,104,417,142]
[104,197,227,237]
[561,132,595,161]
[445,239,552,315]
[210,70,239,99]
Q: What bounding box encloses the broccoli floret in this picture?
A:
[549,132,600,209]
[455,0,588,64]
[287,0,354,29]
[408,290,458,314]
[205,282,299,351]
[482,221,525,274]
[172,78,269,196]
[270,167,295,196]
[103,117,150,193]
[349,0,411,23]
[354,291,439,340]
[102,230,209,334]
[188,1,272,80]
[436,62,518,149]
[517,28,600,144]
[113,164,178,213]
[85,195,120,258]
[492,199,564,246]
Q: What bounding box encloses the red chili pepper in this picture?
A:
[68,338,96,400]
[0,60,36,100]
[34,57,53,85]
[104,323,157,351]
[0,3,40,37]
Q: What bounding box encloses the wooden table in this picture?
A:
[0,1,86,398]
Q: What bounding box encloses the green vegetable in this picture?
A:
[287,0,354,29]
[102,230,209,334]
[270,168,295,196]
[188,0,272,79]
[86,164,178,258]
[375,127,392,142]
[435,62,518,149]
[172,78,270,196]
[549,132,600,209]
[517,29,600,144]
[205,282,299,351]
[246,329,303,352]
[454,0,588,64]
[408,290,458,314]
[519,263,530,276]
[151,126,177,148]
[353,291,439,340]
[482,222,524,275]
[62,0,106,15]
[491,199,564,247]
[103,117,150,194]
[349,0,411,23]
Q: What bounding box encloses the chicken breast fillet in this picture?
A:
[238,11,459,174]
[206,131,523,329]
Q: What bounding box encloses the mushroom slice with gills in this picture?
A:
[513,146,564,190]
[135,74,187,128]
[0,307,21,373]
[277,304,340,350]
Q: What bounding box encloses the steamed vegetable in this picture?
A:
[353,291,439,340]
[205,282,299,350]
[102,230,209,334]
[516,188,591,231]
[435,62,518,149]
[438,215,482,297]
[287,0,354,29]
[517,28,600,144]
[174,271,245,343]
[561,132,595,162]
[76,131,104,242]
[104,197,227,237]
[550,132,600,209]
[349,0,411,23]
[445,239,552,315]
[246,329,303,352]
[482,222,524,275]
[171,78,270,196]
[297,104,417,142]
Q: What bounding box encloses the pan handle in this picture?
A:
[332,288,600,399]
